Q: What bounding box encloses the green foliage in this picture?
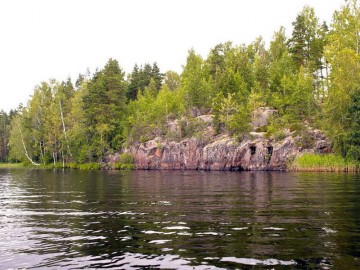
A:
[212,92,225,134]
[180,49,214,110]
[124,83,183,144]
[179,118,207,139]
[265,117,287,141]
[322,0,360,158]
[127,63,163,101]
[113,153,135,170]
[226,105,250,140]
[114,163,135,170]
[0,163,24,169]
[78,163,101,170]
[212,92,250,138]
[0,110,14,162]
[164,70,181,92]
[344,90,360,160]
[67,162,79,169]
[83,58,128,159]
[119,152,135,164]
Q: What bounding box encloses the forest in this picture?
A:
[0,0,359,168]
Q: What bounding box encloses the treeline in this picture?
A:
[1,1,360,166]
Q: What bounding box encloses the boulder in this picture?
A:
[251,107,277,129]
[167,119,180,134]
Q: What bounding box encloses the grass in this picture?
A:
[0,163,25,169]
[291,153,359,172]
[0,162,103,170]
[113,153,135,170]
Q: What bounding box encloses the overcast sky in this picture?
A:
[0,0,345,112]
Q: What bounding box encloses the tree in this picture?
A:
[322,1,360,156]
[323,49,360,155]
[25,81,53,164]
[127,63,163,101]
[278,66,317,122]
[206,42,231,91]
[83,58,127,160]
[9,111,39,165]
[67,79,90,163]
[124,81,183,144]
[0,111,10,162]
[345,89,360,160]
[288,6,322,70]
[164,70,181,92]
[216,93,250,138]
[151,62,163,91]
[180,49,213,111]
[268,48,296,106]
[328,0,360,54]
[252,37,270,92]
[51,79,75,164]
[127,64,140,100]
[287,6,328,100]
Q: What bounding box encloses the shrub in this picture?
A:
[78,163,101,170]
[114,153,135,170]
[67,162,79,169]
[119,153,135,164]
[53,162,65,169]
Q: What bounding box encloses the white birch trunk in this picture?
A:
[59,100,72,158]
[18,124,40,166]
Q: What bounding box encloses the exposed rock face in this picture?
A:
[129,130,330,171]
[109,110,331,171]
[251,107,277,129]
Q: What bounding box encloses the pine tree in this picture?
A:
[0,111,9,162]
[127,64,140,101]
[151,62,164,91]
[83,58,127,160]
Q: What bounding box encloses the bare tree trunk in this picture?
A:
[39,141,44,164]
[325,60,330,96]
[18,125,40,166]
[320,63,324,101]
[59,100,72,158]
[53,152,56,166]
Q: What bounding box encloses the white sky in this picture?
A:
[0,0,345,112]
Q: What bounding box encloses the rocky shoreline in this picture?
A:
[127,132,330,171]
[107,108,331,171]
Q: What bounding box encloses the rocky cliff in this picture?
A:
[126,108,330,171]
[129,132,329,171]
[107,108,331,171]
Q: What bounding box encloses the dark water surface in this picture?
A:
[1,169,360,269]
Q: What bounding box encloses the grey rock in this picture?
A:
[251,107,277,129]
[111,111,332,171]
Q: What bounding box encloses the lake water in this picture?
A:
[1,169,360,269]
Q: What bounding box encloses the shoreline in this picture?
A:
[1,161,359,173]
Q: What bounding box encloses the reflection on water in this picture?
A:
[1,169,360,269]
